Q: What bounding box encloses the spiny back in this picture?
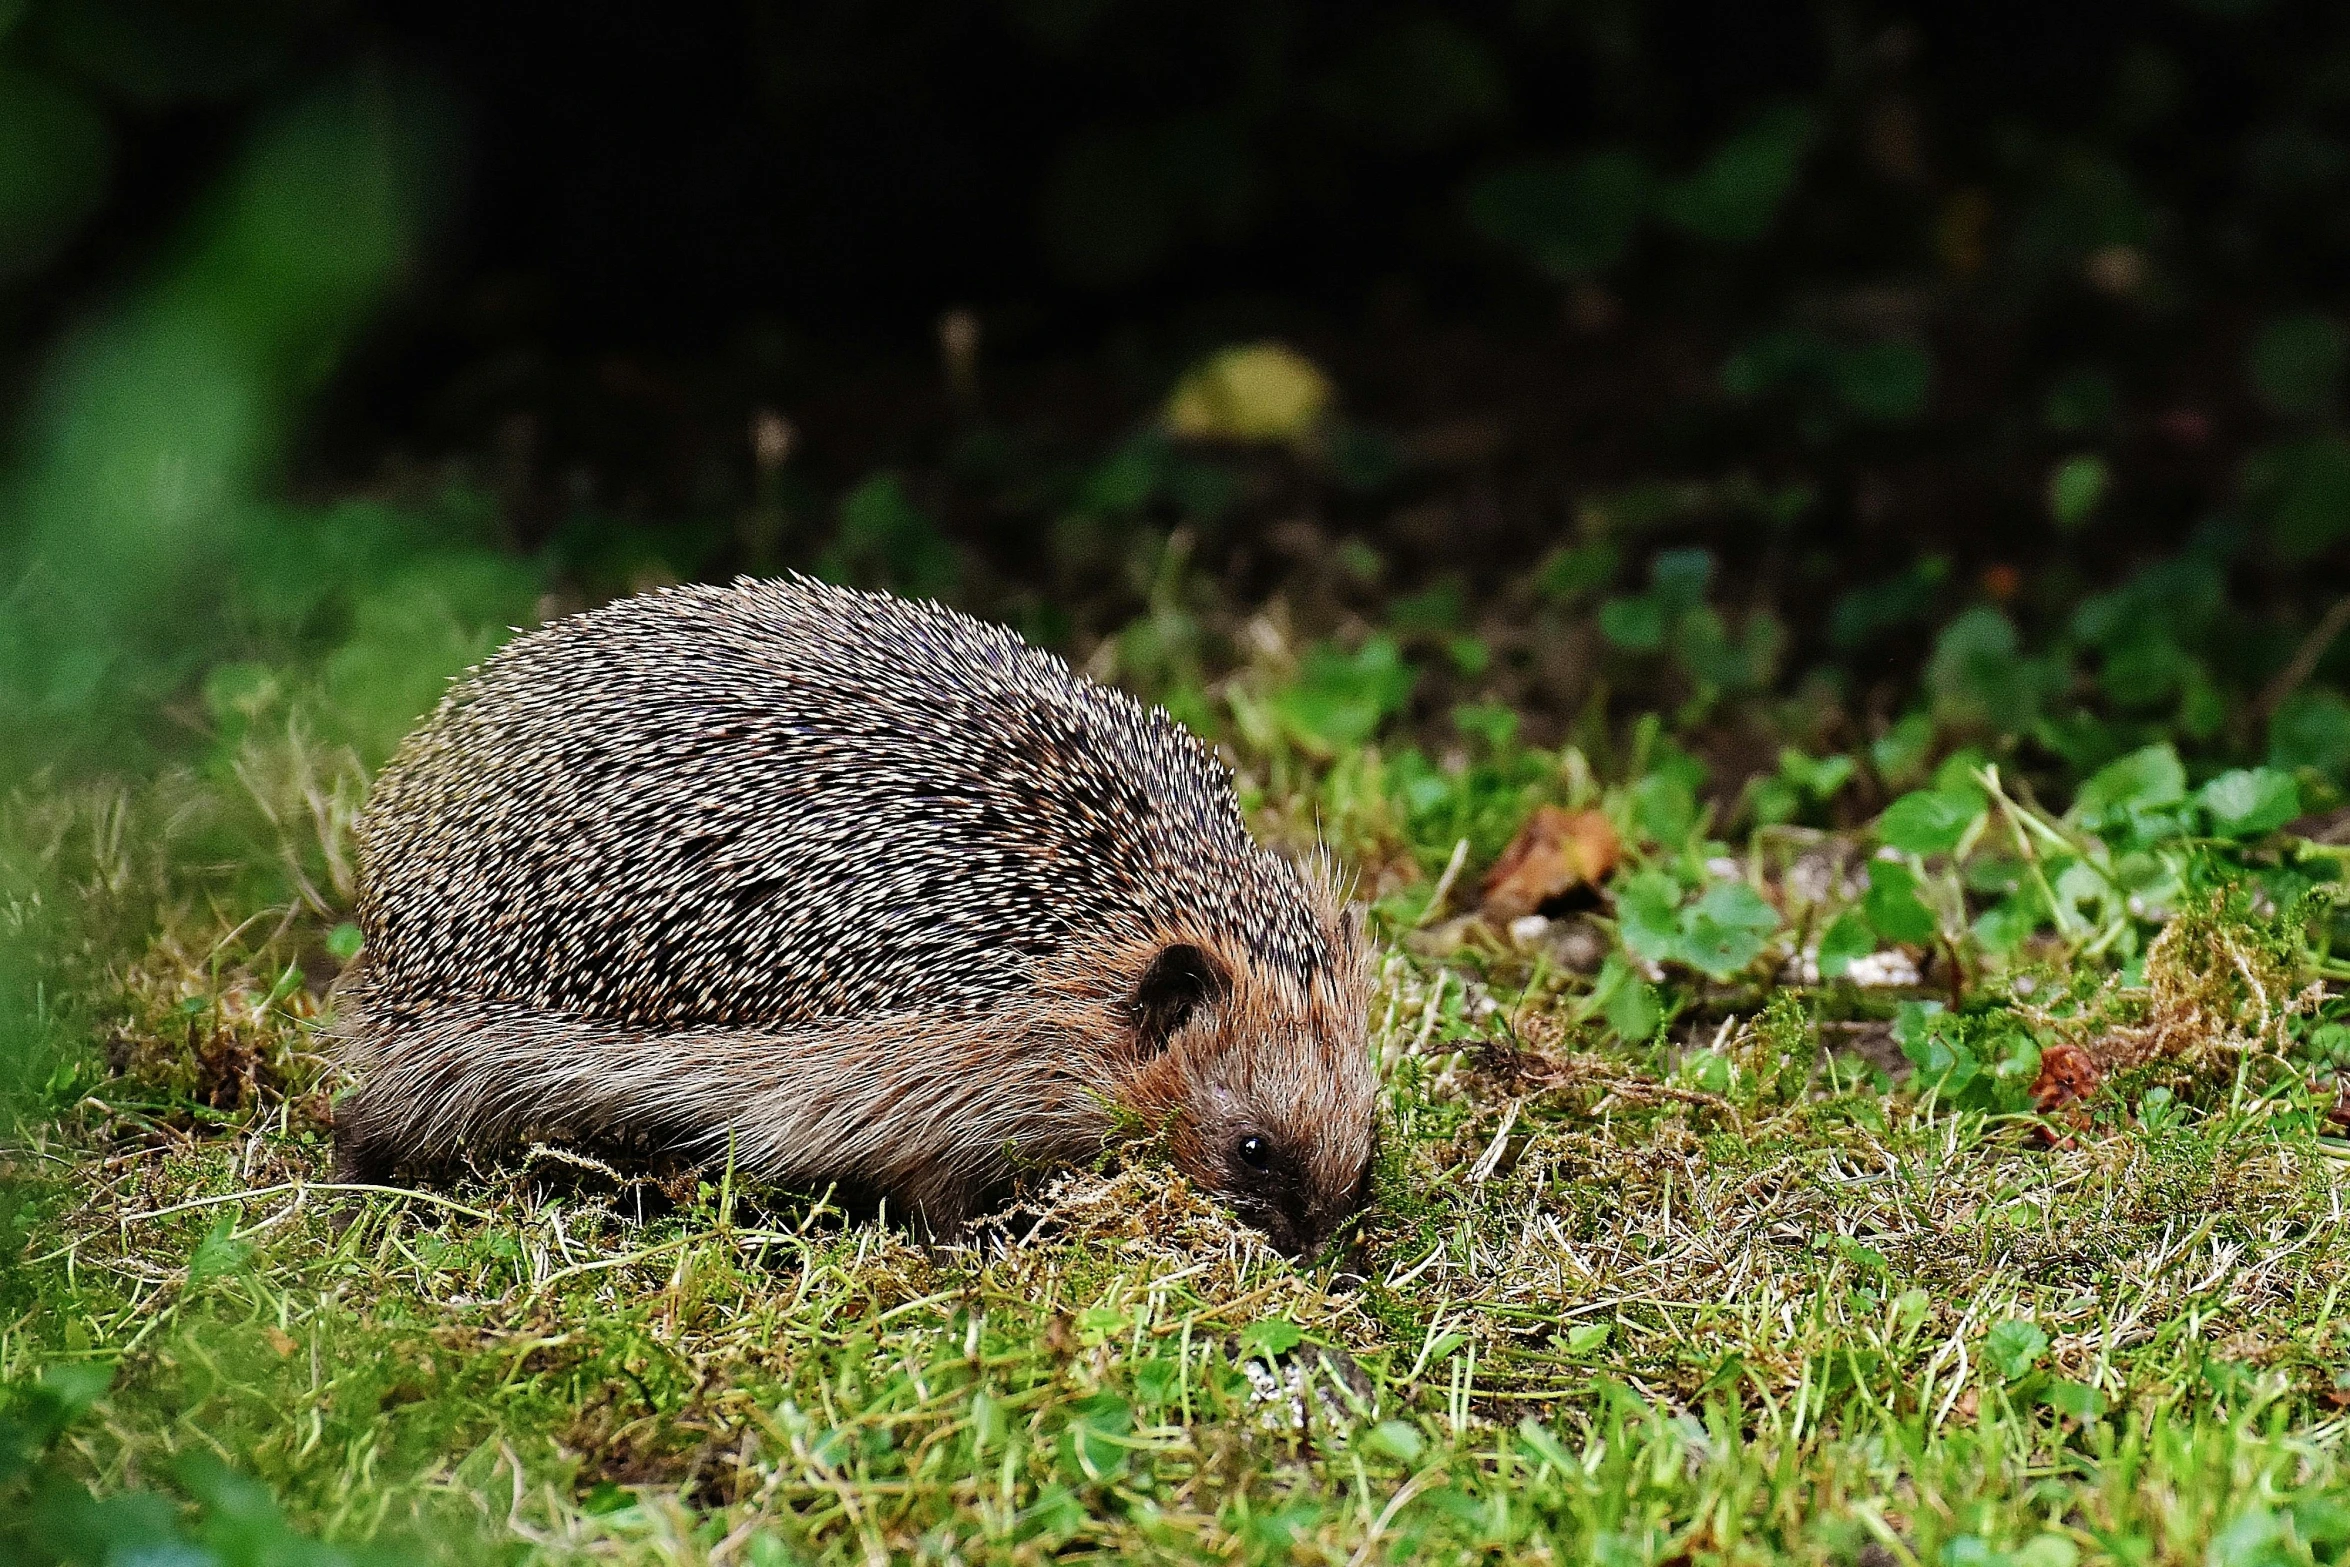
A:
[356,576,1333,1027]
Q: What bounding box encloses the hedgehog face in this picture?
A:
[1125,937,1376,1258]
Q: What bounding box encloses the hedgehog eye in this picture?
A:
[1236,1135,1273,1172]
[1129,943,1228,1055]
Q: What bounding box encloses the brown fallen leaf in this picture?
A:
[2032,1042,2101,1113]
[2031,1041,2101,1147]
[1479,806,1621,922]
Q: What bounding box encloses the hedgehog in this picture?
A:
[329,575,1376,1255]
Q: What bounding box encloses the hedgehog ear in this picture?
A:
[1129,944,1228,1055]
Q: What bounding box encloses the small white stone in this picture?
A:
[1845,950,1921,987]
[1705,856,1742,880]
[1508,914,1552,946]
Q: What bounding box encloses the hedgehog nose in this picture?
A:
[1296,1187,1367,1260]
[1288,1200,1345,1260]
[1265,1201,1314,1260]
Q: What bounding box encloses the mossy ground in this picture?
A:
[9,712,2350,1567]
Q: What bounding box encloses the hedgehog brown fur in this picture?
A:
[331,575,1376,1254]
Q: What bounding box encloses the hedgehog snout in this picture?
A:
[1164,1059,1374,1259]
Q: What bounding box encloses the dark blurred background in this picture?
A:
[5,0,2350,802]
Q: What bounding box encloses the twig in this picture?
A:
[120,1180,494,1226]
[1346,1467,1445,1567]
[1975,764,2080,938]
[1414,837,1472,928]
[2258,592,2350,722]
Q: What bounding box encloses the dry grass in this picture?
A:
[10,735,2350,1565]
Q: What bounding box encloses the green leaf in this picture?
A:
[582,1480,633,1515]
[1779,748,1856,801]
[2198,767,2300,838]
[2013,1537,2081,1567]
[1895,1001,1975,1091]
[2248,433,2350,560]
[1565,1322,1611,1353]
[1464,150,1650,277]
[1595,954,1661,1042]
[2271,688,2350,779]
[1240,1319,1304,1359]
[1674,881,1780,981]
[1984,1317,2049,1379]
[1057,1391,1134,1483]
[187,1213,251,1282]
[1016,1483,1088,1545]
[2291,1497,2350,1552]
[1722,328,1836,401]
[2248,312,2346,419]
[1973,894,2045,956]
[1451,700,1513,747]
[1132,1360,1179,1408]
[1816,910,1876,978]
[1318,13,1504,151]
[1628,774,1696,846]
[2043,368,2118,435]
[2048,453,2109,530]
[1686,1050,1733,1094]
[1615,871,1683,964]
[2073,742,2187,820]
[1650,548,1715,616]
[1749,775,1801,826]
[2206,1509,2288,1567]
[821,472,960,599]
[2039,1379,2105,1420]
[1267,637,1416,756]
[1654,103,1817,245]
[1359,1420,1425,1464]
[1926,607,2050,734]
[1515,1416,1575,1471]
[324,922,364,962]
[1837,1237,1888,1273]
[31,1363,113,1443]
[1871,712,1937,789]
[1889,1000,1945,1047]
[1878,789,1983,856]
[1078,433,1166,515]
[1534,540,1620,603]
[1832,340,1934,425]
[1675,605,1782,693]
[1862,860,1939,945]
[1076,1306,1129,1342]
[1598,593,1666,651]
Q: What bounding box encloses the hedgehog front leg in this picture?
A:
[890,1163,989,1243]
[331,1082,419,1184]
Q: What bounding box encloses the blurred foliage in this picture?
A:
[1,2,2349,1011]
[0,1366,391,1567]
[0,61,467,771]
[7,3,2350,1553]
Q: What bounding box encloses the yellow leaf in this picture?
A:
[1163,343,1333,445]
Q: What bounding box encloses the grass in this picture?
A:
[9,677,2350,1567]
